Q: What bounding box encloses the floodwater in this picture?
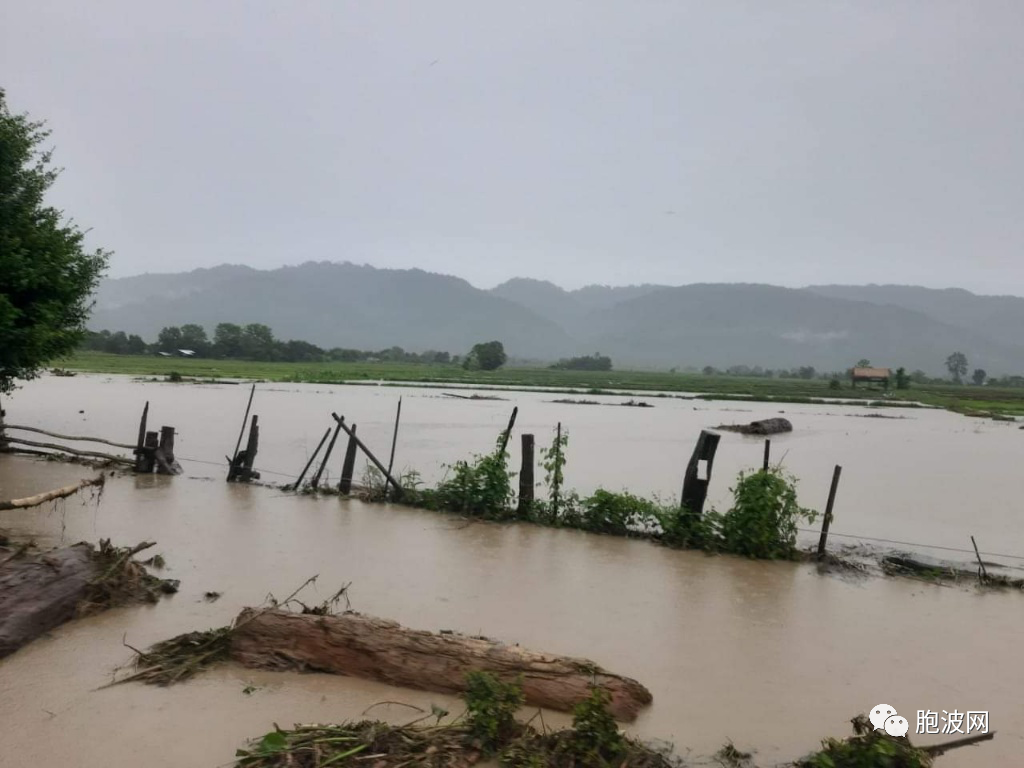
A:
[1,374,1023,767]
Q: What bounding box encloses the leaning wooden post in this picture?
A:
[292,427,331,490]
[816,465,842,561]
[311,418,343,490]
[338,425,359,495]
[517,433,535,514]
[970,535,988,582]
[680,429,721,518]
[386,397,402,479]
[133,401,150,472]
[762,438,771,472]
[498,406,519,455]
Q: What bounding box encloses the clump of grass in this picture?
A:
[234,674,676,768]
[796,715,933,768]
[118,627,235,686]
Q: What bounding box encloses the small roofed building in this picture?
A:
[851,366,891,388]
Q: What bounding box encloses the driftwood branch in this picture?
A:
[1,423,135,450]
[920,730,995,756]
[1,437,133,465]
[0,476,106,511]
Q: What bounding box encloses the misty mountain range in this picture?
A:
[90,262,1024,375]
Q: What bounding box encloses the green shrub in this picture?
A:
[714,468,817,559]
[563,686,625,762]
[576,489,663,536]
[464,671,523,753]
[429,449,513,518]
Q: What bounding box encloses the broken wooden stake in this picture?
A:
[816,465,842,561]
[517,433,534,514]
[498,406,519,455]
[155,426,182,475]
[339,424,359,495]
[680,429,720,518]
[763,438,771,471]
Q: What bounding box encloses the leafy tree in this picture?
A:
[0,90,109,393]
[179,323,209,355]
[464,340,506,371]
[550,353,612,371]
[125,334,148,355]
[213,323,243,358]
[855,358,871,368]
[945,351,968,383]
[241,323,276,360]
[157,326,183,352]
[702,365,719,376]
[895,366,910,389]
[972,368,987,386]
[797,366,816,380]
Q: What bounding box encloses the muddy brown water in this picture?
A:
[1,375,1023,766]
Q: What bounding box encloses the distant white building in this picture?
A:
[177,349,196,357]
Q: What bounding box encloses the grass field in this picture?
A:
[59,351,1024,417]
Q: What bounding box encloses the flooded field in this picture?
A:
[1,374,1023,766]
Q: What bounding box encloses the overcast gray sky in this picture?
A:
[3,1,1022,293]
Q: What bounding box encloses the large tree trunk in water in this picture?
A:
[0,544,96,658]
[230,609,653,721]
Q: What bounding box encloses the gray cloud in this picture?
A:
[3,1,1022,294]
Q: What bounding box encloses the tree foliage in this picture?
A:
[464,340,507,371]
[0,90,108,393]
[945,351,968,383]
[972,368,987,386]
[550,353,612,371]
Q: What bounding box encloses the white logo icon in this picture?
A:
[870,704,897,731]
[884,715,910,737]
[869,704,909,737]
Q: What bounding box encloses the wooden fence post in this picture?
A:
[139,431,159,473]
[680,429,721,518]
[517,433,535,514]
[241,415,260,481]
[816,465,842,561]
[339,424,359,495]
[155,426,182,475]
[762,438,771,471]
[551,422,562,515]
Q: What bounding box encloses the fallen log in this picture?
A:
[0,540,176,658]
[230,608,653,721]
[715,417,793,436]
[0,544,95,658]
[0,475,106,511]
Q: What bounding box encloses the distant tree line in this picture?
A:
[82,323,456,365]
[550,353,613,372]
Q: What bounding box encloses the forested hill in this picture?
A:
[91,263,1024,374]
